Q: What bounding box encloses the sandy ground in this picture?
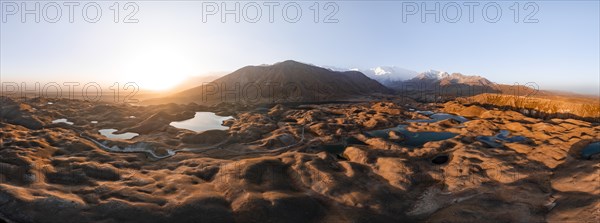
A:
[0,96,598,223]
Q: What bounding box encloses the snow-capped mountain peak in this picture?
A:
[322,65,417,84]
[371,67,392,76]
[322,65,494,88]
[362,66,418,83]
[411,70,495,87]
[417,70,450,80]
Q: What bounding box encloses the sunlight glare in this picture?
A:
[120,43,195,91]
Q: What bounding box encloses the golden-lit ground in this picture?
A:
[0,96,599,222]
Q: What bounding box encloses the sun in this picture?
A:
[119,44,195,91]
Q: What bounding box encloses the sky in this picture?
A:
[1,1,599,94]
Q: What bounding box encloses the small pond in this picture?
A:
[581,142,600,159]
[52,118,73,125]
[476,130,530,148]
[409,112,468,123]
[99,129,139,140]
[169,112,232,132]
[367,125,458,147]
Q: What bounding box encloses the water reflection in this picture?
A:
[99,129,139,140]
[169,112,232,132]
[52,118,73,125]
[476,130,530,148]
[581,142,600,159]
[367,125,458,147]
[409,112,468,123]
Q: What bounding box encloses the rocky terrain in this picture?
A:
[458,93,600,122]
[0,95,599,223]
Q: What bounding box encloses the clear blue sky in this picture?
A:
[1,1,599,94]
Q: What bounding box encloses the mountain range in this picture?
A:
[351,66,418,85]
[147,60,536,105]
[163,60,392,105]
[324,66,495,89]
